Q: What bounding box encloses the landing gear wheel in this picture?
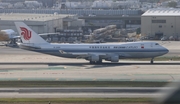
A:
[89,59,102,64]
[96,59,102,64]
[90,61,95,64]
[150,58,154,64]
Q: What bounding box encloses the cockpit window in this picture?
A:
[155,43,159,45]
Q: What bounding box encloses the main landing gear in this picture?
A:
[150,58,154,64]
[90,59,102,64]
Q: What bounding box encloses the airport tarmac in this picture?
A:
[0,41,180,82]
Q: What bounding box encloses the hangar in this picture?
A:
[0,13,84,34]
[141,8,180,40]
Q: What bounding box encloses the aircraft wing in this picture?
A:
[59,50,129,59]
[59,50,108,58]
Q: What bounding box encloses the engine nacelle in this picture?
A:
[111,55,119,62]
[105,55,119,62]
[90,55,99,61]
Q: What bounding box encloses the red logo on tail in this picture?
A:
[20,27,32,40]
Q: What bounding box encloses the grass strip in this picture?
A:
[0,81,169,87]
[0,98,153,103]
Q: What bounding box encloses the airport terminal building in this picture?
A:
[0,13,84,34]
[141,8,180,40]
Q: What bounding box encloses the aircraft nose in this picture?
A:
[164,48,169,54]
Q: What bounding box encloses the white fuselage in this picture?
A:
[18,41,169,59]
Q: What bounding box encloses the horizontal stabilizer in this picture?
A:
[17,43,41,49]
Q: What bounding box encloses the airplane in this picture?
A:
[0,29,19,45]
[14,22,169,64]
[0,29,18,40]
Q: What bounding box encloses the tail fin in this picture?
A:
[14,22,48,44]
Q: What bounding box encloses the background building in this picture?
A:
[141,8,180,40]
[0,13,84,34]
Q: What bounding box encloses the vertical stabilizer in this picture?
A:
[14,22,48,44]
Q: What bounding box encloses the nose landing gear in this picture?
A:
[151,58,154,64]
[90,59,102,64]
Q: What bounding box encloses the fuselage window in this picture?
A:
[155,43,159,45]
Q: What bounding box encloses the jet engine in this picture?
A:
[105,55,119,62]
[111,55,119,62]
[90,55,99,61]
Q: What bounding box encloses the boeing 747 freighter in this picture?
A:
[14,22,169,64]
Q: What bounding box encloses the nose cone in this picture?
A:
[163,47,169,55]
